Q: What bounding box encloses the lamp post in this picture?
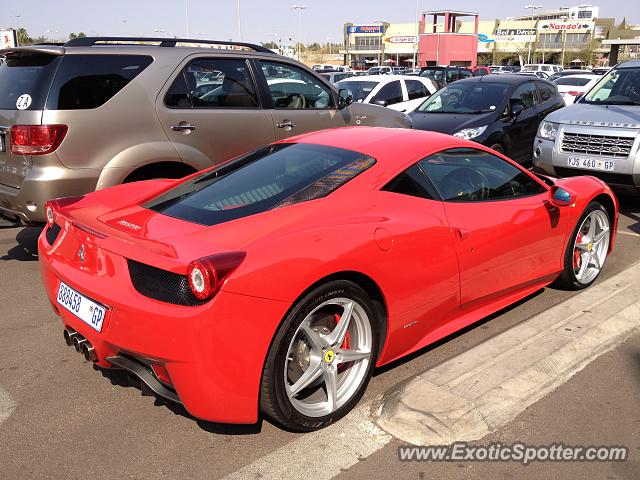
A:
[413,0,420,69]
[237,0,242,41]
[525,4,542,64]
[291,5,307,62]
[184,0,190,37]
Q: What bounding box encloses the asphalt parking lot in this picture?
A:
[0,195,638,480]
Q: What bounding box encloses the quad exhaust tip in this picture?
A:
[63,327,98,362]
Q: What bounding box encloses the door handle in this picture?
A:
[276,121,296,129]
[170,124,196,132]
[455,228,470,240]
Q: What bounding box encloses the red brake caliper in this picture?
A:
[337,313,351,350]
[573,232,583,269]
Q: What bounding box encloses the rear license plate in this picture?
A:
[56,281,106,332]
[567,156,614,172]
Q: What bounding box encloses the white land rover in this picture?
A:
[532,60,640,191]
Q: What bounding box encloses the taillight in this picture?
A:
[567,91,581,96]
[187,252,246,301]
[10,125,68,155]
[150,364,173,387]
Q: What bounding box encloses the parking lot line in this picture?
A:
[617,230,640,237]
[0,386,16,427]
[374,261,640,446]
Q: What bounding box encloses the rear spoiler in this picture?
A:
[0,46,65,57]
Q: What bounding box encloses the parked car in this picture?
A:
[41,126,617,431]
[335,75,437,110]
[516,71,551,79]
[522,64,563,74]
[419,66,473,88]
[591,67,610,75]
[366,66,393,75]
[409,74,565,163]
[490,65,514,74]
[319,71,353,84]
[472,66,492,77]
[554,74,600,105]
[0,37,411,223]
[533,60,640,192]
[311,64,335,72]
[547,69,588,82]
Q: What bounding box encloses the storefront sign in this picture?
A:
[538,21,594,32]
[383,35,416,43]
[495,28,536,43]
[0,29,17,48]
[347,25,383,34]
[478,33,495,43]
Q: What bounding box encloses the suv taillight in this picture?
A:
[10,125,68,155]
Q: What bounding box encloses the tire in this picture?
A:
[554,201,611,290]
[260,280,379,432]
[489,143,505,155]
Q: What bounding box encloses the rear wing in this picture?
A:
[0,46,65,56]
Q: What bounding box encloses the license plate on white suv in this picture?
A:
[567,156,614,172]
[56,281,107,332]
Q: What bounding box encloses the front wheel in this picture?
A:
[555,202,611,290]
[260,281,378,431]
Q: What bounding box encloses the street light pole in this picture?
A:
[291,5,307,62]
[237,0,242,41]
[413,0,420,69]
[185,0,190,37]
[524,5,542,65]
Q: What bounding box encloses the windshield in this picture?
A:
[583,67,640,105]
[0,52,61,110]
[145,143,375,226]
[417,82,510,114]
[420,68,444,82]
[335,80,377,102]
[367,67,381,74]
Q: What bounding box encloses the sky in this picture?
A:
[1,0,637,45]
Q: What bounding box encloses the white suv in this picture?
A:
[523,64,563,74]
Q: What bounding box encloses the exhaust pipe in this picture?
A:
[81,342,97,362]
[63,328,80,346]
[73,337,87,352]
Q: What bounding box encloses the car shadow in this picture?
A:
[374,288,545,376]
[0,225,42,261]
[618,195,640,235]
[95,365,264,435]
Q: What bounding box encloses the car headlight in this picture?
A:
[538,121,559,141]
[453,125,488,140]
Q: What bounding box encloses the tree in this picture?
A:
[33,36,48,44]
[260,41,278,49]
[16,28,33,46]
[69,32,87,40]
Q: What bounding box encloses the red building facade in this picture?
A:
[418,10,479,67]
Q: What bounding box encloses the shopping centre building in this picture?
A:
[339,4,640,69]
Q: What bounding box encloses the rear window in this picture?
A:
[145,143,376,226]
[45,55,152,110]
[0,52,61,110]
[555,77,592,87]
[335,81,377,102]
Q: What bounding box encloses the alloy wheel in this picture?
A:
[573,210,610,285]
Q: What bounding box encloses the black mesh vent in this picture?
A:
[554,168,635,186]
[45,223,62,245]
[127,259,206,306]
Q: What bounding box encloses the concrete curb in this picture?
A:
[373,262,640,445]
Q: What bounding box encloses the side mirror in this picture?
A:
[338,88,353,109]
[511,103,525,118]
[549,185,576,207]
[373,99,388,107]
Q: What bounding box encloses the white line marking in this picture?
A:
[0,386,16,426]
[617,230,640,237]
[222,404,391,480]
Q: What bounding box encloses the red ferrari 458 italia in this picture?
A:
[39,127,618,431]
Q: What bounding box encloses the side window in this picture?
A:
[260,61,334,109]
[405,80,429,100]
[165,58,258,108]
[458,69,473,79]
[382,164,435,200]
[537,82,555,102]
[446,69,459,83]
[510,82,538,111]
[420,148,546,202]
[47,55,153,110]
[372,81,403,105]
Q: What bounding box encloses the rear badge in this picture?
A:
[77,244,86,263]
[16,94,32,110]
[117,220,142,231]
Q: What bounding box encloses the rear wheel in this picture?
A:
[260,281,378,431]
[555,202,611,290]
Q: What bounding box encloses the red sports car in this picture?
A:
[39,127,618,431]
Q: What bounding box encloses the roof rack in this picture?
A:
[63,37,275,54]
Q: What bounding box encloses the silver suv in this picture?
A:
[533,60,640,191]
[0,37,411,223]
